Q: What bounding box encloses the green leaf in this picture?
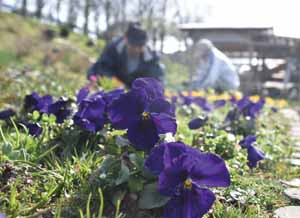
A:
[138,183,170,209]
[2,142,13,154]
[128,176,144,193]
[129,153,144,171]
[115,161,130,186]
[115,135,130,147]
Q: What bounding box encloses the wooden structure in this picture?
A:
[179,23,300,98]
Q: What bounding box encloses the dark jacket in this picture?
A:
[87,37,165,87]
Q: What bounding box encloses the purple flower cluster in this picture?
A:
[145,142,231,218]
[178,93,227,112]
[239,135,265,169]
[20,92,72,137]
[24,92,72,124]
[73,87,125,132]
[226,97,265,121]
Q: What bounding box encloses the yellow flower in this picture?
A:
[265,97,275,106]
[191,90,204,97]
[249,95,260,103]
[277,99,288,108]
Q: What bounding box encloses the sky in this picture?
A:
[204,0,300,38]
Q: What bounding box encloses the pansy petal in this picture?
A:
[148,98,174,116]
[194,97,212,112]
[103,88,124,105]
[73,96,106,132]
[0,109,16,120]
[214,99,226,108]
[24,92,40,111]
[163,188,215,218]
[132,77,164,100]
[73,115,98,132]
[180,153,230,187]
[108,91,145,129]
[158,164,186,196]
[239,135,256,148]
[237,96,251,111]
[179,92,194,106]
[38,95,53,113]
[127,119,159,150]
[145,142,188,175]
[163,196,182,218]
[25,123,43,137]
[188,116,208,130]
[81,98,105,120]
[189,188,216,218]
[152,113,177,135]
[76,88,90,104]
[247,145,265,169]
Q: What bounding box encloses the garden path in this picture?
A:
[274,108,300,218]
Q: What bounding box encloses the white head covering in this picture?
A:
[197,39,213,57]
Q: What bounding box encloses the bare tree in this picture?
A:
[67,0,80,29]
[103,0,112,29]
[83,0,92,34]
[55,0,63,24]
[93,0,102,38]
[35,0,46,19]
[21,0,27,16]
[120,0,127,26]
[158,0,168,53]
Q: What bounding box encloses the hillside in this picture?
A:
[0,11,107,108]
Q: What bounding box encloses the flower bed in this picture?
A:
[0,77,297,218]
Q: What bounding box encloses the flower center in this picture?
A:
[183,178,193,190]
[141,111,151,120]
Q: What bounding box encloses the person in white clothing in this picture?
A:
[190,39,240,91]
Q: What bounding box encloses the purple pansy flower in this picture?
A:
[24,122,43,137]
[48,98,72,124]
[213,99,226,108]
[179,92,194,106]
[188,116,208,130]
[73,93,106,132]
[236,96,252,111]
[146,142,230,218]
[24,92,53,113]
[0,212,6,218]
[236,97,265,119]
[108,89,176,150]
[248,98,265,118]
[194,97,212,112]
[0,109,16,120]
[239,135,265,169]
